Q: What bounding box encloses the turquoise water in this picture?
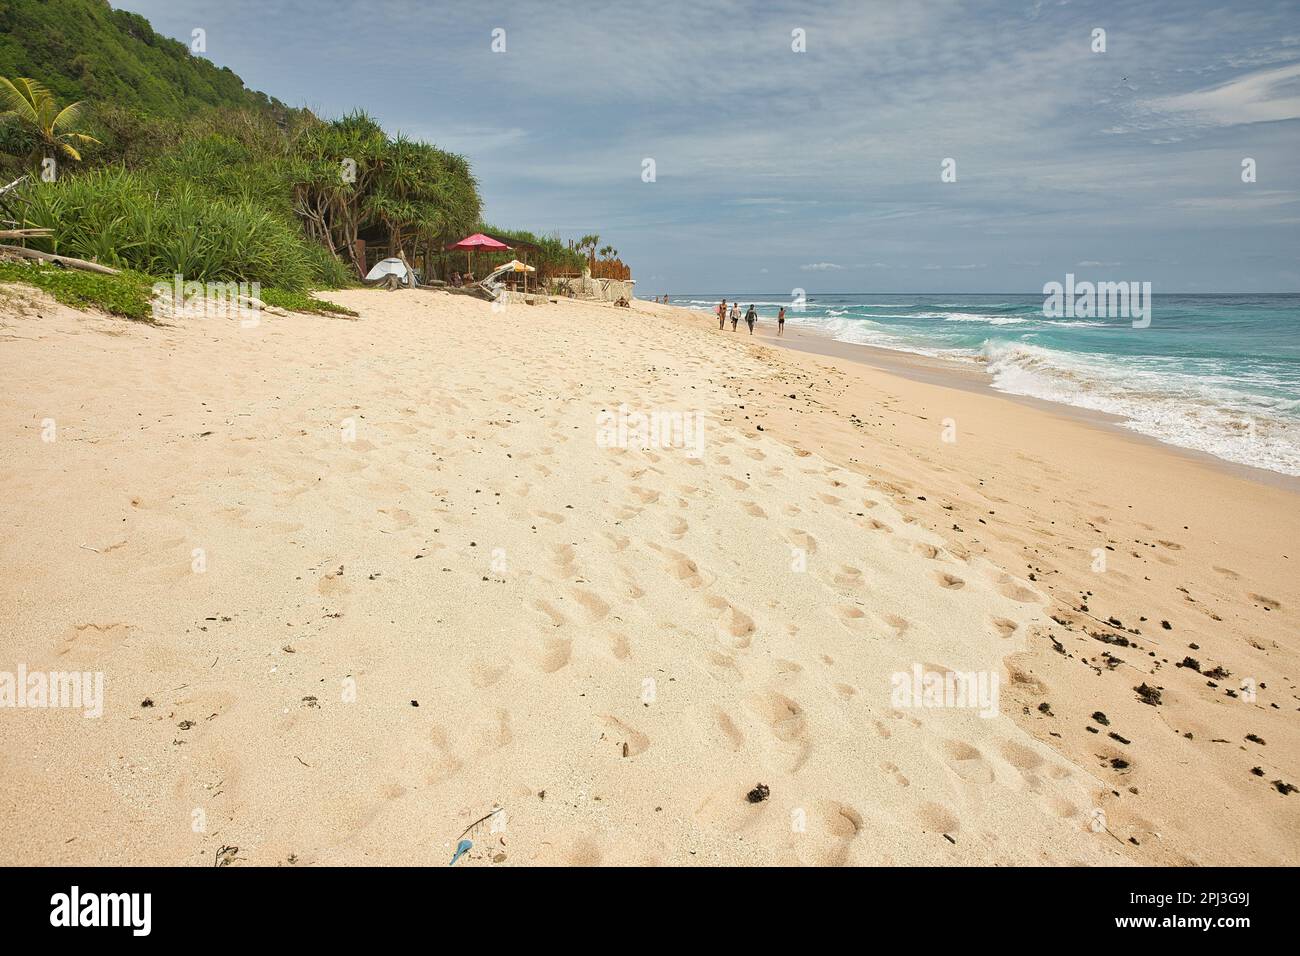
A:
[677,294,1300,476]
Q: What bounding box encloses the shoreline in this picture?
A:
[691,305,1300,493]
[648,295,1299,864]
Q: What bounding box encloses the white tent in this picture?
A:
[364,257,414,285]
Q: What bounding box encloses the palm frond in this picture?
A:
[0,76,41,124]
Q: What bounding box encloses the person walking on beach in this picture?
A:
[745,305,757,335]
[730,303,740,331]
[777,306,785,336]
[717,299,727,330]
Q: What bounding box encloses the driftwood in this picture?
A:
[0,229,53,240]
[0,175,31,222]
[235,294,287,316]
[0,244,120,275]
[0,175,29,199]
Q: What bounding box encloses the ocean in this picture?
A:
[676,294,1300,477]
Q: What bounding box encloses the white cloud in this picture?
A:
[800,262,844,271]
[1145,61,1300,127]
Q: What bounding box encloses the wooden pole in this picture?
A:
[0,245,119,274]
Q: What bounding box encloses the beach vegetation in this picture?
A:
[0,77,99,165]
[0,0,630,309]
[0,260,154,320]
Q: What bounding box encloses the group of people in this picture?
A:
[449,271,475,287]
[716,299,786,336]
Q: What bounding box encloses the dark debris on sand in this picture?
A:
[746,783,770,804]
[1134,683,1163,706]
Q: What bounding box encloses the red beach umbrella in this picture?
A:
[447,233,511,277]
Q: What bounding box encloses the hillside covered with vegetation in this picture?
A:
[0,0,292,120]
[0,0,618,318]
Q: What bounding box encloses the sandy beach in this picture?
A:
[0,286,1295,866]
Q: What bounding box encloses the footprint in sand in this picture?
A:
[1249,593,1281,611]
[423,726,465,785]
[526,636,571,673]
[711,599,756,648]
[605,632,631,660]
[785,529,818,555]
[749,690,811,771]
[601,531,630,552]
[1000,740,1044,773]
[651,545,709,589]
[569,586,611,623]
[820,802,865,866]
[469,659,509,688]
[704,650,744,684]
[716,710,745,750]
[628,485,660,505]
[56,622,130,660]
[549,543,577,574]
[824,801,864,838]
[942,738,995,784]
[990,617,1018,639]
[618,569,646,601]
[996,577,1042,603]
[836,604,869,630]
[601,715,650,756]
[917,801,960,836]
[833,565,864,587]
[881,760,910,787]
[531,598,567,628]
[933,571,966,590]
[881,614,911,637]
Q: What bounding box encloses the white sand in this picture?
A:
[0,284,1292,865]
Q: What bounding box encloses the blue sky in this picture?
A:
[117,0,1300,292]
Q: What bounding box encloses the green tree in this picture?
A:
[0,76,99,166]
[288,113,481,278]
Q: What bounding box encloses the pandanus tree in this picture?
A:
[368,135,480,266]
[575,234,600,267]
[289,112,480,277]
[0,77,100,169]
[289,111,387,275]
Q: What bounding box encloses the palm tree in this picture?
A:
[0,77,100,167]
